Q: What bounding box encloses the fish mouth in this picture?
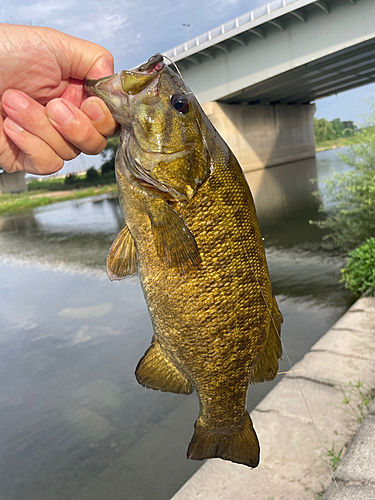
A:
[85,54,165,97]
[85,54,167,112]
[85,73,124,99]
[135,54,165,74]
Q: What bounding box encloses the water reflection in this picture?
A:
[0,150,354,500]
[0,196,121,273]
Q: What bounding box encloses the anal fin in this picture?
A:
[107,225,138,281]
[135,339,193,395]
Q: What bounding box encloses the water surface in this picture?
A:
[0,150,354,500]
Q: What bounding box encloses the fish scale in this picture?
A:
[85,54,283,468]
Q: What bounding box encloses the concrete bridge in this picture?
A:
[165,0,375,105]
[164,0,375,218]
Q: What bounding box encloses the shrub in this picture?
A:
[311,104,375,250]
[65,173,78,185]
[341,238,375,296]
[100,135,120,175]
[86,166,100,183]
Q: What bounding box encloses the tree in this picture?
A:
[314,117,336,142]
[312,103,375,250]
[64,173,78,185]
[101,135,120,175]
[86,166,100,183]
[331,118,344,138]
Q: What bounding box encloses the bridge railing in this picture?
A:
[164,0,299,58]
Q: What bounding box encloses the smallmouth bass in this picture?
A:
[85,54,283,468]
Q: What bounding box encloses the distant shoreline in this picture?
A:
[0,133,365,215]
[0,185,117,215]
[315,134,363,152]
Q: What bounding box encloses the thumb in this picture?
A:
[54,30,115,80]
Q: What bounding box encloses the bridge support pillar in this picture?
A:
[202,102,317,221]
[0,171,27,194]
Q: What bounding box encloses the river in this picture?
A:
[0,148,354,500]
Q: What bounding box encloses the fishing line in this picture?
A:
[235,228,341,495]
[170,64,341,493]
[161,55,185,83]
[194,103,341,495]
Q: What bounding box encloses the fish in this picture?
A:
[85,54,283,468]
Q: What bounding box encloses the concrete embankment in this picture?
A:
[323,401,375,499]
[171,297,375,500]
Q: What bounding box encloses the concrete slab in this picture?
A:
[328,298,375,334]
[323,483,375,500]
[170,458,322,500]
[171,298,375,500]
[323,406,375,499]
[311,298,375,361]
[255,376,358,439]
[334,414,375,484]
[286,350,375,389]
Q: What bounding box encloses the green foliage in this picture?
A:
[332,380,375,424]
[312,105,375,250]
[319,442,343,476]
[314,118,335,142]
[101,135,120,176]
[341,238,375,296]
[85,166,100,183]
[27,134,119,194]
[314,117,357,144]
[0,185,117,214]
[28,177,65,191]
[325,444,343,472]
[64,173,78,185]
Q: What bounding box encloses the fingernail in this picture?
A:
[5,91,29,112]
[83,99,105,122]
[6,119,24,133]
[46,100,73,126]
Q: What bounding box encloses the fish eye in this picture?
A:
[170,94,190,114]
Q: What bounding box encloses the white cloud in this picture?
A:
[1,0,373,121]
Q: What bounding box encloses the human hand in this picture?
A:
[0,24,118,175]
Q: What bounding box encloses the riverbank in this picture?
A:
[323,401,375,499]
[171,297,375,500]
[315,134,363,152]
[0,184,117,214]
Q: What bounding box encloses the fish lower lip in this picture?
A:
[85,74,123,97]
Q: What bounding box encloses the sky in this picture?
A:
[1,0,375,174]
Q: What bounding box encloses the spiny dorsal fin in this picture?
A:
[135,339,193,395]
[149,203,201,273]
[107,225,138,281]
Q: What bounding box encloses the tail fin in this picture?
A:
[187,411,259,468]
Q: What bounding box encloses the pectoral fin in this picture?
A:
[149,202,201,273]
[135,339,193,395]
[107,225,138,281]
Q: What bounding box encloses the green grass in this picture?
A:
[332,380,375,424]
[315,133,363,151]
[0,185,118,215]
